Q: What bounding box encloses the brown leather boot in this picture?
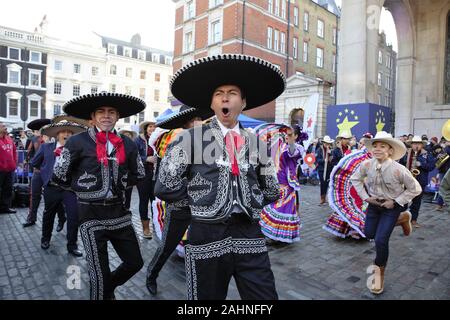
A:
[395,211,412,236]
[369,265,385,295]
[319,195,326,205]
[141,219,153,239]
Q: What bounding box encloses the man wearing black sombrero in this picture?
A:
[146,104,211,295]
[52,92,146,300]
[155,54,283,300]
[23,118,53,227]
[33,120,87,256]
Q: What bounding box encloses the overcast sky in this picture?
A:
[0,0,397,53]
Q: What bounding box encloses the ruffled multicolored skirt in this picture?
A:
[260,184,301,243]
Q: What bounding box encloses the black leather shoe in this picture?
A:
[56,220,66,232]
[146,277,157,295]
[68,249,83,257]
[41,241,50,250]
[0,209,16,214]
[23,221,36,228]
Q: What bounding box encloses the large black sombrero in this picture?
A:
[27,118,51,131]
[41,120,87,138]
[63,92,146,120]
[170,54,286,111]
[156,105,214,129]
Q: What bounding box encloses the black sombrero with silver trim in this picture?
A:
[156,105,214,129]
[170,54,286,111]
[63,92,146,120]
[41,120,87,138]
[27,118,51,131]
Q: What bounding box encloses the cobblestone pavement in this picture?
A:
[0,185,449,300]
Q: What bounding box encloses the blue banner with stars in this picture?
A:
[326,103,392,139]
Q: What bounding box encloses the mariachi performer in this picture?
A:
[315,135,335,205]
[146,104,211,295]
[399,135,436,227]
[331,131,352,167]
[351,131,421,295]
[155,54,283,300]
[23,118,54,227]
[33,120,86,256]
[259,125,304,244]
[135,118,157,239]
[52,92,146,300]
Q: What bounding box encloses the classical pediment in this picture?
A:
[285,74,320,88]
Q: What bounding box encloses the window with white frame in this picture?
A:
[165,56,172,65]
[152,53,160,63]
[316,47,324,68]
[126,67,133,78]
[267,27,273,49]
[73,84,80,96]
[330,86,335,97]
[53,104,62,116]
[139,88,146,99]
[317,19,324,38]
[108,43,117,54]
[54,60,63,71]
[8,47,20,60]
[304,12,309,31]
[293,37,298,59]
[293,7,299,26]
[155,73,161,82]
[209,0,223,8]
[91,86,98,94]
[138,50,146,61]
[268,0,273,13]
[385,95,389,107]
[386,55,390,68]
[73,64,81,74]
[110,84,116,93]
[153,112,159,118]
[185,0,195,20]
[378,94,382,105]
[139,111,145,123]
[29,70,41,87]
[332,54,337,73]
[378,72,382,86]
[92,66,99,76]
[274,30,279,52]
[275,0,280,16]
[124,117,130,124]
[184,32,193,53]
[29,51,41,63]
[8,69,20,85]
[303,41,309,62]
[125,86,132,95]
[385,75,390,90]
[110,65,117,75]
[54,81,62,95]
[124,47,132,58]
[140,70,146,80]
[280,32,286,54]
[281,0,286,19]
[8,98,19,116]
[378,50,383,64]
[333,28,337,45]
[210,19,222,44]
[29,99,40,117]
[154,89,160,102]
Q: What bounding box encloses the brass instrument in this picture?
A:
[435,152,449,169]
[411,168,420,177]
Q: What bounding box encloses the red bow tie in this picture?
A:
[225,131,244,176]
[54,146,64,157]
[96,131,125,165]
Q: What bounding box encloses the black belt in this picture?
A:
[79,198,122,206]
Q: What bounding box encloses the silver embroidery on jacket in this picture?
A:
[54,148,71,182]
[159,145,188,191]
[77,172,98,190]
[187,172,213,202]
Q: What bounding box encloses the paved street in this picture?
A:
[0,184,449,300]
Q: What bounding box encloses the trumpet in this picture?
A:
[435,152,449,170]
[411,168,420,177]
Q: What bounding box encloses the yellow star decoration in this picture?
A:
[337,116,359,137]
[375,110,386,132]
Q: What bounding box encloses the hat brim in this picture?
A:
[52,115,91,128]
[365,137,407,161]
[170,54,286,111]
[27,119,51,130]
[139,121,156,132]
[42,123,86,138]
[63,93,146,120]
[156,108,214,130]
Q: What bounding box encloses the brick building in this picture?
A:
[172,0,339,122]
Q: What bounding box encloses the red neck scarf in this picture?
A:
[54,145,64,157]
[224,131,244,176]
[96,131,125,166]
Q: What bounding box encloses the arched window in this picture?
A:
[445,12,450,103]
